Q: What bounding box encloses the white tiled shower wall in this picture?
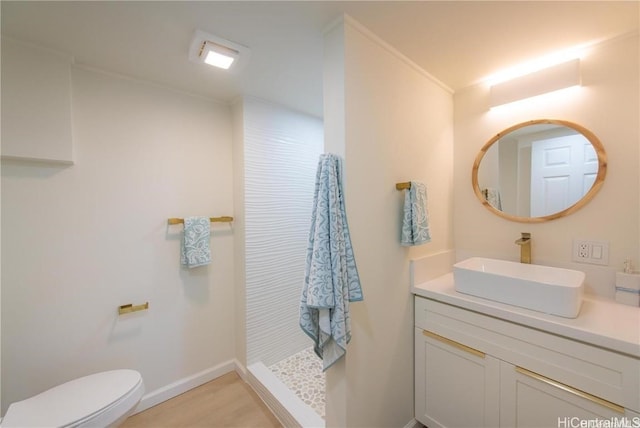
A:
[243,97,324,367]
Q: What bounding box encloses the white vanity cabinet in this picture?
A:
[415,295,640,428]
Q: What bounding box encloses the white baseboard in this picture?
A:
[403,418,424,428]
[133,359,239,414]
[234,359,248,380]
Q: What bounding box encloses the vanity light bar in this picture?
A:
[489,58,581,108]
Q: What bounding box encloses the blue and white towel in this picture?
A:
[299,153,363,371]
[180,216,211,268]
[482,187,502,211]
[401,181,431,246]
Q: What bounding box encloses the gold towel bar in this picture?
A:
[118,302,149,315]
[396,182,411,191]
[167,216,234,225]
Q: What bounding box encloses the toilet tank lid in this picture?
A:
[2,369,143,427]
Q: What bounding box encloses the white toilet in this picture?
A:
[1,369,144,427]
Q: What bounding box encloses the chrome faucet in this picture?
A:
[515,232,531,264]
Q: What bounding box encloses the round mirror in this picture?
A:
[472,119,607,223]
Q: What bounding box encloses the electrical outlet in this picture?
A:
[577,242,589,258]
[573,239,609,265]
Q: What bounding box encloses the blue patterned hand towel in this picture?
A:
[482,187,502,210]
[401,182,431,246]
[180,217,211,268]
[299,153,363,371]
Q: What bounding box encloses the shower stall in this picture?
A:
[241,97,325,424]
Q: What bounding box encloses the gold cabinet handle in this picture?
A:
[515,366,624,414]
[423,330,485,359]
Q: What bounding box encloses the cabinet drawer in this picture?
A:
[415,296,640,412]
[500,362,636,427]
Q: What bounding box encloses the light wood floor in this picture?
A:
[121,372,282,428]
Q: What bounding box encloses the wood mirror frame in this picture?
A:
[471,119,607,223]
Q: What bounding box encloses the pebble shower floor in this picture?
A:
[268,347,326,419]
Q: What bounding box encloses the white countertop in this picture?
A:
[412,273,640,358]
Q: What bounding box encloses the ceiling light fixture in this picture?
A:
[200,41,238,70]
[188,30,250,72]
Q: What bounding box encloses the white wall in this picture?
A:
[323,16,454,427]
[454,34,639,295]
[231,100,247,370]
[1,38,74,164]
[1,66,236,413]
[322,19,349,427]
[242,97,324,367]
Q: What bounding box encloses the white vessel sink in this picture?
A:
[453,257,585,318]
